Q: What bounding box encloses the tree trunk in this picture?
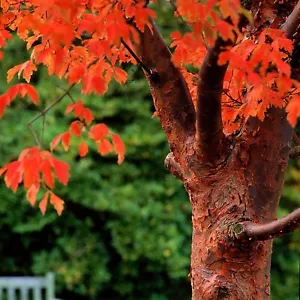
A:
[185,108,293,299]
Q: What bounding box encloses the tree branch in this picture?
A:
[132,20,196,157]
[196,40,230,163]
[233,207,300,241]
[164,152,184,180]
[280,0,300,39]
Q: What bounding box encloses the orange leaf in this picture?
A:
[7,64,22,83]
[52,158,70,185]
[62,132,71,151]
[70,121,81,137]
[4,161,23,192]
[50,192,64,216]
[50,133,63,151]
[83,108,94,125]
[39,191,49,215]
[26,184,40,206]
[89,124,109,141]
[287,95,300,126]
[112,134,126,164]
[114,67,127,84]
[98,139,113,155]
[65,103,76,114]
[79,141,88,157]
[40,159,54,188]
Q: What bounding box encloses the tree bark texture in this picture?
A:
[186,108,292,299]
[132,0,300,298]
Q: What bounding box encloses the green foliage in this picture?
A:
[0,33,191,299]
[0,5,299,300]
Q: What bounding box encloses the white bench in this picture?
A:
[0,273,55,300]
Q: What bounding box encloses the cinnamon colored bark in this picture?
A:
[196,43,228,163]
[235,207,300,240]
[133,20,196,163]
[133,1,300,299]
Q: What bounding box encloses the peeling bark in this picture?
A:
[132,1,300,299]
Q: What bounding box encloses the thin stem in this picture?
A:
[27,84,75,147]
[121,39,152,75]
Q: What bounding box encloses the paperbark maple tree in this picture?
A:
[1,0,300,298]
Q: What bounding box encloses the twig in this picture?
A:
[27,84,75,147]
[293,131,300,146]
[233,207,300,241]
[121,39,152,75]
[169,0,185,25]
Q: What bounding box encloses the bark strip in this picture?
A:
[234,207,300,240]
[133,20,196,157]
[196,39,231,163]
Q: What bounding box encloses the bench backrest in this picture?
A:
[0,273,55,300]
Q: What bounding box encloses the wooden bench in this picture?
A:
[0,273,55,300]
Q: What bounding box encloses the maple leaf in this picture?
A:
[40,159,54,188]
[27,184,40,206]
[287,95,300,126]
[62,132,71,151]
[51,158,70,186]
[89,124,109,141]
[112,134,126,165]
[39,191,49,216]
[50,133,63,151]
[114,67,128,84]
[70,121,82,137]
[50,192,64,216]
[98,139,113,155]
[7,60,37,83]
[79,141,88,157]
[4,161,23,192]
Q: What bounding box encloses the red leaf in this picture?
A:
[6,84,38,104]
[79,141,88,157]
[70,121,81,137]
[27,184,40,206]
[112,134,126,164]
[4,161,23,192]
[83,108,94,125]
[50,133,63,151]
[0,94,8,118]
[50,192,64,216]
[89,124,109,141]
[22,155,40,189]
[39,191,49,215]
[114,67,127,84]
[65,103,76,115]
[62,132,71,151]
[287,95,300,126]
[40,159,54,188]
[98,139,113,155]
[52,158,70,185]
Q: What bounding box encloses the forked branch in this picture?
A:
[234,207,300,241]
[132,20,196,157]
[196,40,230,163]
